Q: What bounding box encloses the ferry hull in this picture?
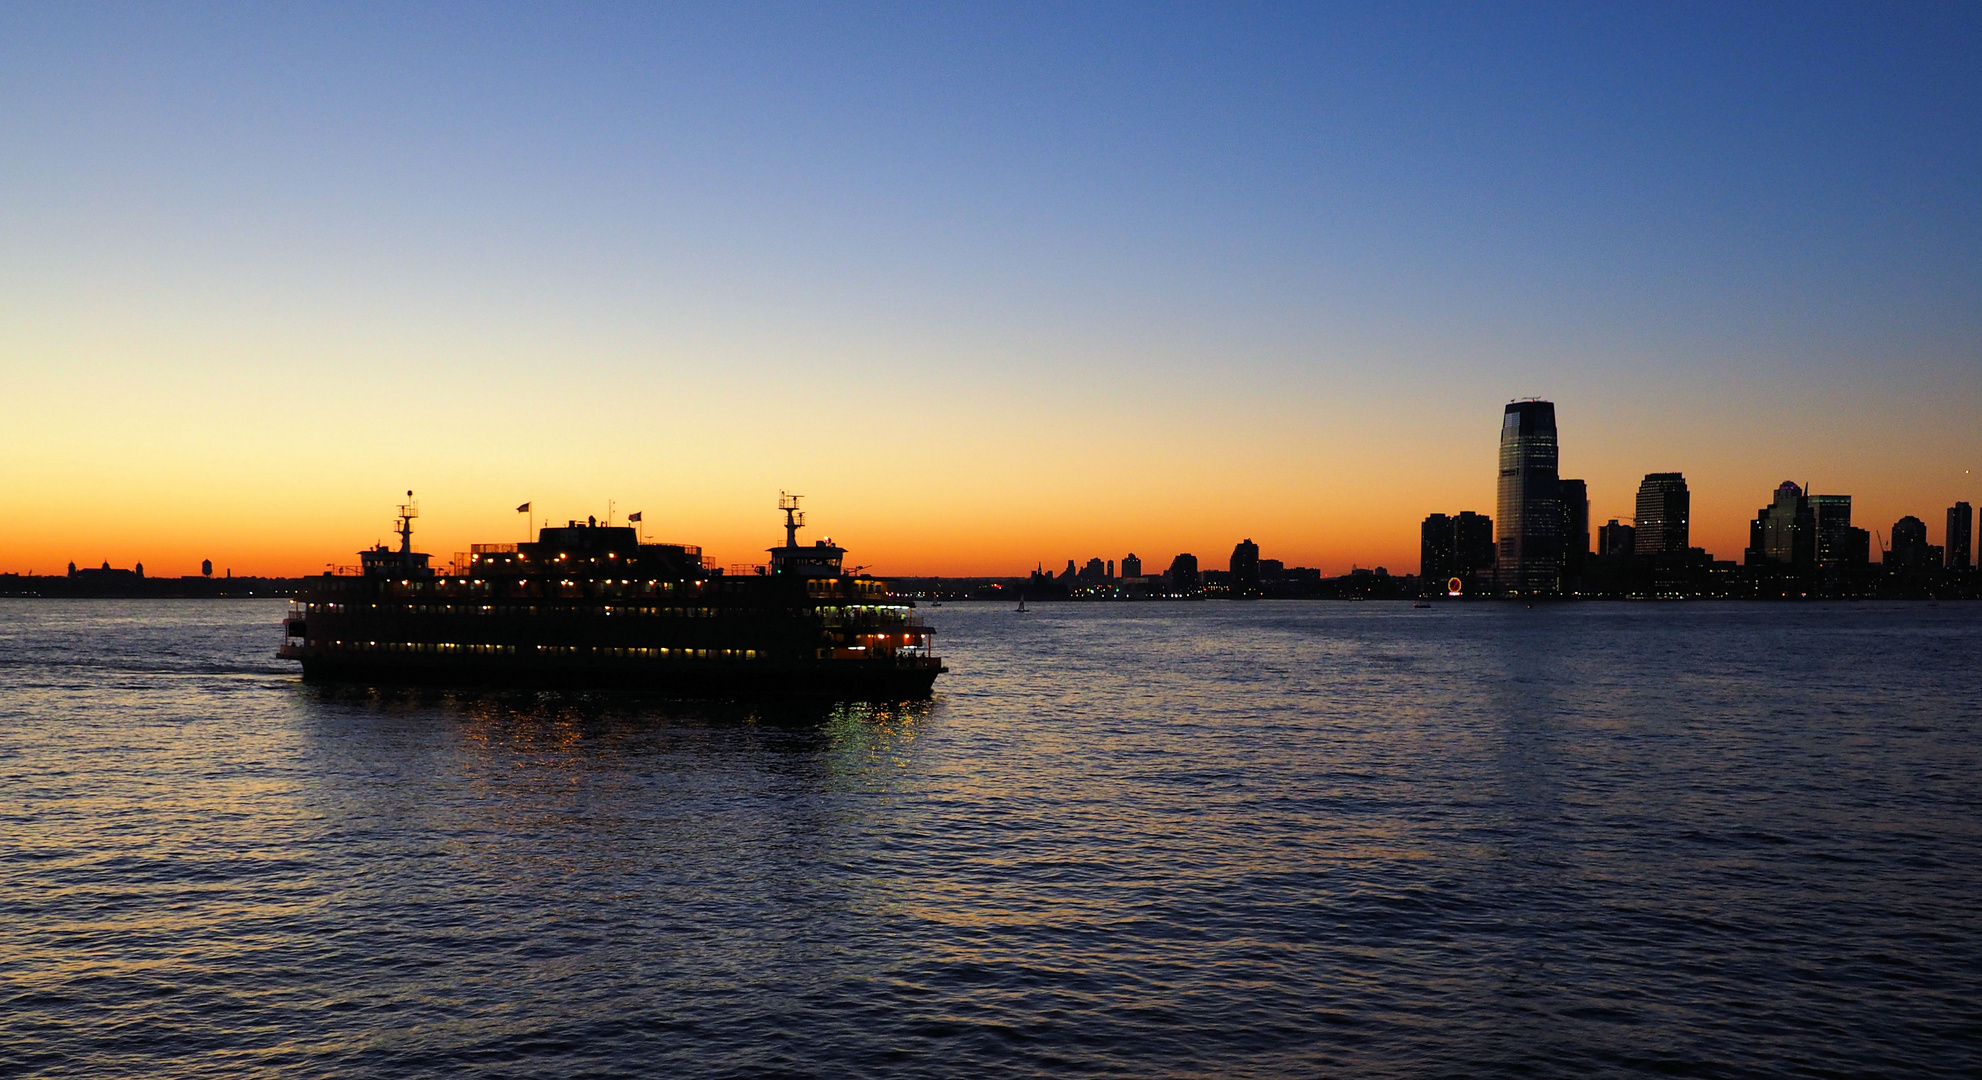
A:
[294,653,944,700]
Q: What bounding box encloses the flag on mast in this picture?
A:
[516,502,530,513]
[627,512,642,523]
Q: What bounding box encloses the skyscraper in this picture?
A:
[1495,400,1561,594]
[1421,514,1455,586]
[1122,553,1142,579]
[1948,502,1973,570]
[1887,516,1939,568]
[1633,473,1690,556]
[1167,553,1200,595]
[1809,495,1854,568]
[1453,511,1495,587]
[1419,511,1494,594]
[1230,539,1261,599]
[1749,482,1815,566]
[1559,478,1589,590]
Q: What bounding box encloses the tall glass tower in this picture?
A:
[1496,400,1561,594]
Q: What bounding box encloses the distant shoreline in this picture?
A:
[0,575,304,599]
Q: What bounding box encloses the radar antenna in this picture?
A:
[778,492,805,549]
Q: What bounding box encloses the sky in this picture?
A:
[2,2,1978,577]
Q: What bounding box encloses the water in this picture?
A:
[2,599,1979,1078]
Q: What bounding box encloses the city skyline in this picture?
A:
[11,388,1982,580]
[3,6,1978,577]
[28,449,1980,589]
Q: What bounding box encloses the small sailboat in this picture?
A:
[1017,597,1029,613]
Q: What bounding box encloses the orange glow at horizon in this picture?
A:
[4,342,1976,580]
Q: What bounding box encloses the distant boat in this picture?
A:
[1017,597,1029,613]
[1413,601,1431,608]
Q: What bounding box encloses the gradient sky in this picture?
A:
[3,2,1978,577]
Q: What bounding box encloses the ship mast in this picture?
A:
[780,492,804,548]
[397,490,418,554]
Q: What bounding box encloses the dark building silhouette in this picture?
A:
[1496,400,1561,594]
[1749,482,1816,566]
[1948,502,1973,570]
[1230,539,1262,599]
[1559,478,1589,589]
[1809,494,1854,568]
[1841,527,1872,567]
[1421,514,1456,585]
[202,559,213,578]
[1598,519,1636,558]
[1122,553,1141,579]
[1453,511,1495,591]
[1887,515,1940,568]
[1167,553,1200,594]
[1633,473,1690,556]
[1421,511,1495,594]
[67,560,144,588]
[1027,564,1069,597]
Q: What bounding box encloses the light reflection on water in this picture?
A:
[2,598,1979,1078]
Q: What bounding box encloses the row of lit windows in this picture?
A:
[321,640,757,660]
[855,633,927,646]
[299,601,913,624]
[360,579,710,600]
[805,579,887,597]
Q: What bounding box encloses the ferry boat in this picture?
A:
[278,493,944,698]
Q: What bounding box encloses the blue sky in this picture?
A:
[3,2,1977,573]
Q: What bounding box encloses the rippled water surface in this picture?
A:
[3,598,1980,1077]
